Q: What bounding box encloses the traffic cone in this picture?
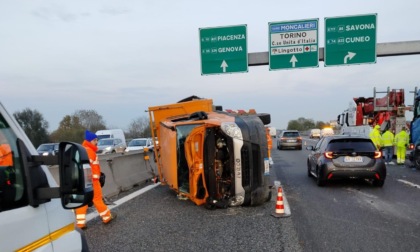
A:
[271,186,290,218]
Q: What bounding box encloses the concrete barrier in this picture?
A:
[48,150,158,198]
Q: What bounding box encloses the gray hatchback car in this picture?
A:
[306,135,386,187]
[277,130,302,150]
[97,138,126,154]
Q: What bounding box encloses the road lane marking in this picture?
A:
[86,183,160,222]
[273,180,291,216]
[397,179,420,189]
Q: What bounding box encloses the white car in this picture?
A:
[125,138,153,152]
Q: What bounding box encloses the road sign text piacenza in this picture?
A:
[202,34,245,54]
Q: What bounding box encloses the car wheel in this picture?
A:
[372,179,385,187]
[307,161,313,177]
[316,168,326,187]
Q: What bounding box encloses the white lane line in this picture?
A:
[86,183,160,222]
[397,179,420,189]
[273,180,292,216]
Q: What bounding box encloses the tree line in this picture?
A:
[12,108,329,148]
[286,117,331,131]
[13,108,151,148]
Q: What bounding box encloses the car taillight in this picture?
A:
[324,151,333,159]
[409,143,414,150]
[374,151,382,159]
[297,137,302,142]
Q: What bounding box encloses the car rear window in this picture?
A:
[326,139,376,152]
[283,132,299,137]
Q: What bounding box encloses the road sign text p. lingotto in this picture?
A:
[199,25,248,75]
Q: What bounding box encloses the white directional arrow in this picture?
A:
[344,52,356,64]
[220,60,228,72]
[290,55,298,68]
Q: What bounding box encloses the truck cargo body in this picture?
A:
[149,97,271,208]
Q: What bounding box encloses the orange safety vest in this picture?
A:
[0,144,13,166]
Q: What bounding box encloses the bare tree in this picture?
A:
[13,108,50,147]
[126,117,150,139]
[73,109,106,133]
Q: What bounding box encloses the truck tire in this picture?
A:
[257,113,271,125]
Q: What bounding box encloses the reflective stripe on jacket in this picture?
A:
[369,128,382,148]
[82,140,101,180]
[382,130,394,147]
[394,130,409,147]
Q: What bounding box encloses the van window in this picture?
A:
[0,114,28,212]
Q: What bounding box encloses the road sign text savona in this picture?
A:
[324,14,377,66]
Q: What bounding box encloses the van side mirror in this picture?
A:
[59,142,94,209]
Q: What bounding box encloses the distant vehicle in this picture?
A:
[95,129,126,145]
[309,129,321,139]
[268,126,277,138]
[277,130,302,150]
[97,138,126,154]
[320,128,334,137]
[36,143,59,156]
[0,102,92,251]
[306,135,386,187]
[125,138,153,152]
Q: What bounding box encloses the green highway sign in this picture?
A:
[199,25,248,75]
[269,19,319,70]
[325,14,377,66]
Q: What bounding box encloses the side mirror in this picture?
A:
[59,142,93,209]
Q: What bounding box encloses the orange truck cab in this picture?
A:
[148,96,272,209]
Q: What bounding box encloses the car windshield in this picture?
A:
[98,139,114,146]
[326,139,375,152]
[283,132,299,137]
[129,139,147,147]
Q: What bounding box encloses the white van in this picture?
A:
[320,127,335,137]
[96,129,126,144]
[0,102,93,251]
[309,129,321,139]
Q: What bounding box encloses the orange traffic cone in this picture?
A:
[272,186,290,218]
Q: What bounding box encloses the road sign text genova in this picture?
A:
[325,14,377,66]
[200,25,248,75]
[269,19,319,70]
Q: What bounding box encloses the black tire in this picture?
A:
[316,168,326,187]
[372,179,385,187]
[307,161,313,177]
[266,190,272,202]
[257,113,271,125]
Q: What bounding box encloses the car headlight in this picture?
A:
[221,122,243,140]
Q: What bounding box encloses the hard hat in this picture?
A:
[374,125,380,129]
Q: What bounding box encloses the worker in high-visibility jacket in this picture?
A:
[381,129,395,165]
[369,125,382,150]
[394,127,410,165]
[0,131,13,167]
[75,130,117,229]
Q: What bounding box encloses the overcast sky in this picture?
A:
[1,1,420,132]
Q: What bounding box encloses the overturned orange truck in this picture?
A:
[148,96,272,209]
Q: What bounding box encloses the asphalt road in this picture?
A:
[83,137,420,252]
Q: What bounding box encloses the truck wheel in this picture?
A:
[257,113,271,125]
